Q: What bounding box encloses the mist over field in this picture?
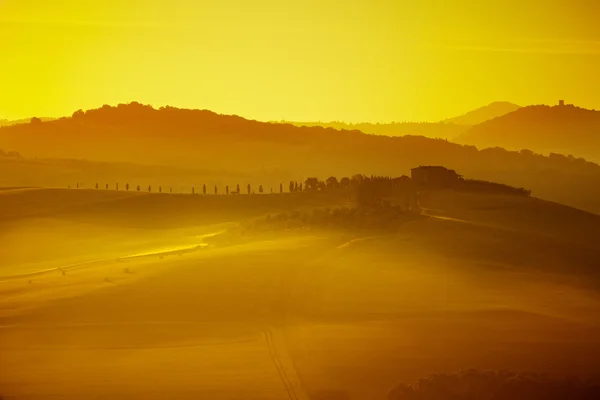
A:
[3,1,600,398]
[2,173,600,399]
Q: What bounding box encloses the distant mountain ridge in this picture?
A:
[442,101,521,125]
[456,103,600,162]
[282,101,520,139]
[1,102,600,214]
[281,120,469,139]
[0,117,55,127]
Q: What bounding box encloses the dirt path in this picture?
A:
[0,228,230,282]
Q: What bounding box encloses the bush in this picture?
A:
[244,205,420,234]
[460,179,531,197]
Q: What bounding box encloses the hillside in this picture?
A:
[0,153,252,191]
[2,187,600,399]
[456,104,600,162]
[1,103,600,214]
[442,101,521,125]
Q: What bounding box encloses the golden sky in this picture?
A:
[1,0,599,122]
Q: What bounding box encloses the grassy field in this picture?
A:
[1,188,600,399]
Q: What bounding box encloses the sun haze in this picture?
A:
[4,2,600,399]
[1,0,599,122]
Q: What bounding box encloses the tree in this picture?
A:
[116,183,119,191]
[247,184,251,194]
[294,181,299,192]
[351,174,364,187]
[236,184,240,194]
[137,185,141,192]
[214,185,217,195]
[298,182,303,192]
[148,185,152,192]
[340,177,351,188]
[30,117,42,124]
[72,109,85,118]
[105,183,108,190]
[159,186,162,193]
[203,184,207,195]
[520,149,535,157]
[317,180,326,191]
[289,181,295,193]
[304,177,319,191]
[192,186,195,195]
[259,185,263,193]
[95,183,98,189]
[226,185,229,195]
[326,176,338,189]
[125,183,129,191]
[76,182,79,189]
[170,187,173,194]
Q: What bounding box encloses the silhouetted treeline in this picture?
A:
[68,171,527,208]
[388,369,600,400]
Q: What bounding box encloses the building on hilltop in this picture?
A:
[557,100,574,107]
[410,165,461,187]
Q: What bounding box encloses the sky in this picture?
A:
[1,0,599,122]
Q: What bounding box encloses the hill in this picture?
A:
[456,104,600,162]
[1,102,600,214]
[442,101,521,125]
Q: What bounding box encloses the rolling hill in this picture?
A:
[456,104,600,162]
[1,102,600,214]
